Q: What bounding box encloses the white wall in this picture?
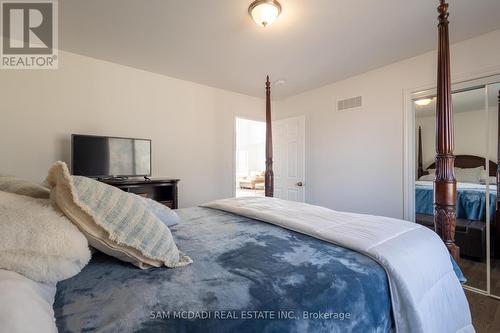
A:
[274,29,500,219]
[417,107,498,169]
[0,50,264,208]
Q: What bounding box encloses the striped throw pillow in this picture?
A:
[47,161,191,269]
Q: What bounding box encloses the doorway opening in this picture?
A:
[235,117,266,197]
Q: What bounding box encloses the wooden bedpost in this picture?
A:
[496,90,500,257]
[434,0,459,261]
[265,76,274,197]
[418,126,424,179]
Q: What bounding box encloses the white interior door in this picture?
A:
[273,116,305,202]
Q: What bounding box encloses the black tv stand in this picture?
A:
[98,178,180,209]
[97,176,129,182]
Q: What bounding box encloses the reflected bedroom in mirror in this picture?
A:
[413,81,500,295]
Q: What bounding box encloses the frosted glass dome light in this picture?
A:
[249,0,282,27]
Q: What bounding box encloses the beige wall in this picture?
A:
[275,29,500,219]
[3,30,500,216]
[0,51,264,208]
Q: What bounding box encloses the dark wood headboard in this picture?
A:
[425,154,497,177]
[417,126,497,178]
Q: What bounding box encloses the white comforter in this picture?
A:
[202,197,474,333]
[416,180,497,190]
[0,269,57,333]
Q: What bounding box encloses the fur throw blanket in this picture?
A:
[0,191,91,283]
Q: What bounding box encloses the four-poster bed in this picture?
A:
[497,90,500,258]
[434,0,459,261]
[415,90,500,260]
[262,0,463,261]
[264,76,274,197]
[416,132,498,259]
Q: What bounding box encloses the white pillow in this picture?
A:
[0,175,49,198]
[478,168,497,185]
[0,191,91,283]
[454,167,482,184]
[480,176,497,185]
[0,269,57,333]
[419,174,434,181]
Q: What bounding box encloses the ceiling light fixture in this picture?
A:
[414,98,433,106]
[248,0,282,27]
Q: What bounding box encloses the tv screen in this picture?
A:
[72,135,151,178]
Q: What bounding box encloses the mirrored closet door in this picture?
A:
[412,76,500,297]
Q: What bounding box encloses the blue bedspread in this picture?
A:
[54,207,393,333]
[416,181,496,222]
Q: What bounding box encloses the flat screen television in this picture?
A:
[71,134,151,178]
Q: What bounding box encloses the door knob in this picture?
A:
[296,182,303,187]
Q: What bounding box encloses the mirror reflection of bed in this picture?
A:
[414,84,500,293]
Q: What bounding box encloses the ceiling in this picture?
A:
[59,0,500,99]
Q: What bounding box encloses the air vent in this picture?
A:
[337,96,363,111]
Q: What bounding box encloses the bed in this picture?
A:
[416,180,496,223]
[416,125,500,258]
[416,181,496,259]
[54,207,393,332]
